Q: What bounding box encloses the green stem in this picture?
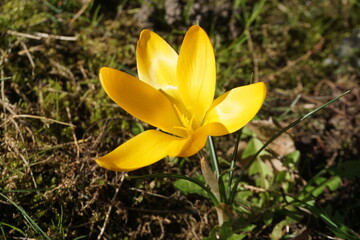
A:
[127,173,220,206]
[207,136,227,203]
[227,131,241,204]
[229,90,350,206]
[207,136,220,178]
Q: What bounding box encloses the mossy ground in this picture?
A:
[1,0,360,239]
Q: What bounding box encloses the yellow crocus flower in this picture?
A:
[96,25,266,171]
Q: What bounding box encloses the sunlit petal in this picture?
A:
[204,82,266,136]
[176,25,216,125]
[96,130,189,171]
[99,67,184,136]
[177,126,209,157]
[137,30,179,101]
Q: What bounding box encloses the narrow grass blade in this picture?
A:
[229,90,351,206]
[285,194,360,240]
[127,173,220,206]
[0,222,26,237]
[245,0,266,29]
[0,192,51,240]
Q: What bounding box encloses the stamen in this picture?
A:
[173,104,195,137]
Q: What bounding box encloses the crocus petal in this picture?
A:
[176,125,210,157]
[137,29,179,101]
[204,82,266,136]
[99,67,184,136]
[96,130,189,171]
[176,25,216,125]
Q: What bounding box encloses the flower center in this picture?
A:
[173,104,195,138]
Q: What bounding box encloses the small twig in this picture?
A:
[69,0,91,25]
[264,38,324,82]
[128,187,171,199]
[20,41,35,70]
[242,184,266,193]
[7,30,77,41]
[153,216,165,240]
[92,119,109,149]
[97,173,125,240]
[301,95,346,116]
[50,59,76,82]
[1,69,7,114]
[8,138,37,189]
[279,38,324,75]
[34,32,77,41]
[66,106,80,158]
[0,99,24,116]
[184,218,201,240]
[18,45,43,55]
[314,79,352,106]
[10,114,75,127]
[7,30,42,40]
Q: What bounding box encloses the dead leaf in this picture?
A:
[247,118,296,156]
